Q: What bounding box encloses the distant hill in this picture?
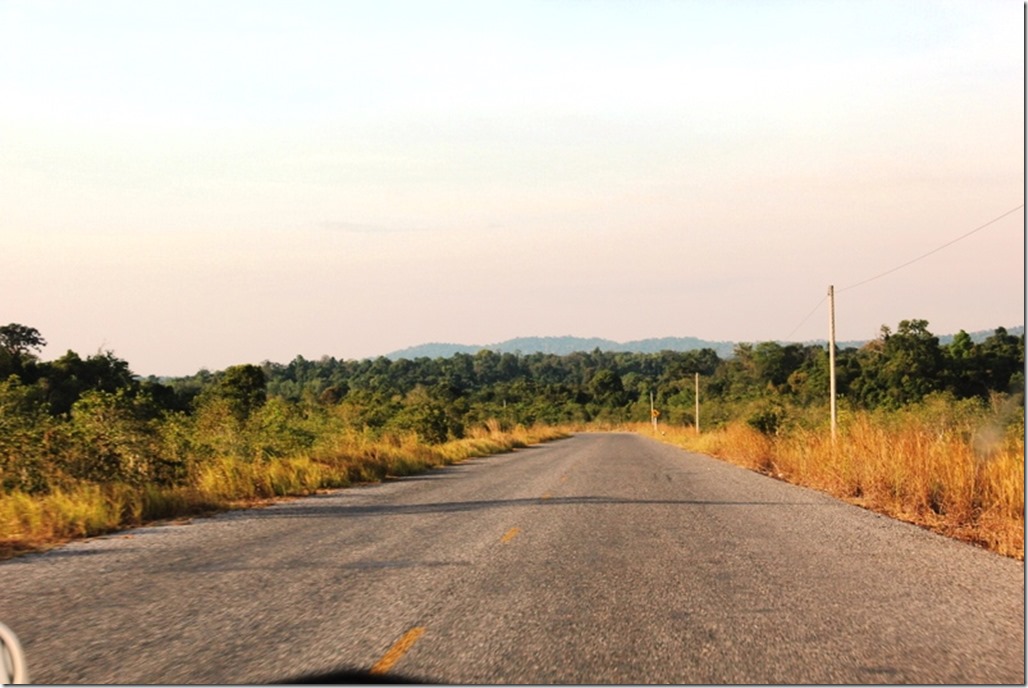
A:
[385,336,737,360]
[937,325,1023,345]
[383,326,1023,361]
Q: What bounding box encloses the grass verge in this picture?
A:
[0,424,568,560]
[632,416,1023,560]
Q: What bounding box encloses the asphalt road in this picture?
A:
[2,433,1023,684]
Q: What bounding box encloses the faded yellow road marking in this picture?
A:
[370,626,425,675]
[540,491,553,500]
[501,527,521,543]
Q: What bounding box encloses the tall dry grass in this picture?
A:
[638,406,1024,560]
[0,423,567,558]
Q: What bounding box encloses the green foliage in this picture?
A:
[66,390,159,485]
[387,386,453,444]
[247,397,319,459]
[0,376,58,493]
[202,364,268,421]
[0,323,46,360]
[746,399,787,436]
[0,324,47,394]
[879,320,944,405]
[0,319,1022,505]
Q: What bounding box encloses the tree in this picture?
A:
[66,389,158,485]
[588,368,626,406]
[0,324,46,358]
[204,364,268,421]
[855,320,944,407]
[752,342,806,392]
[977,327,1024,395]
[943,330,983,398]
[41,350,137,416]
[0,324,47,378]
[388,385,454,444]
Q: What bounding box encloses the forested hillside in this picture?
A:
[261,319,1023,433]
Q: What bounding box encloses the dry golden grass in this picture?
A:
[637,414,1024,560]
[0,423,568,559]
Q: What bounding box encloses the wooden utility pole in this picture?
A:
[828,284,837,440]
[694,372,700,434]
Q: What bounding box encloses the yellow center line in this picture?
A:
[500,527,521,543]
[369,626,425,675]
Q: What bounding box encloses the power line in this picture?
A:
[783,295,827,341]
[839,204,1024,293]
[781,203,1022,341]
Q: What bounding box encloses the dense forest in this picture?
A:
[1,319,1023,494]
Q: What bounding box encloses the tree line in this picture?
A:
[2,318,1022,454]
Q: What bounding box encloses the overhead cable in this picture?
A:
[783,295,828,341]
[839,204,1024,293]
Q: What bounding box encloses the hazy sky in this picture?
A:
[2,0,1023,376]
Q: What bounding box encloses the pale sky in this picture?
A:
[2,0,1024,376]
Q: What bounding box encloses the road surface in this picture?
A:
[1,433,1023,683]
